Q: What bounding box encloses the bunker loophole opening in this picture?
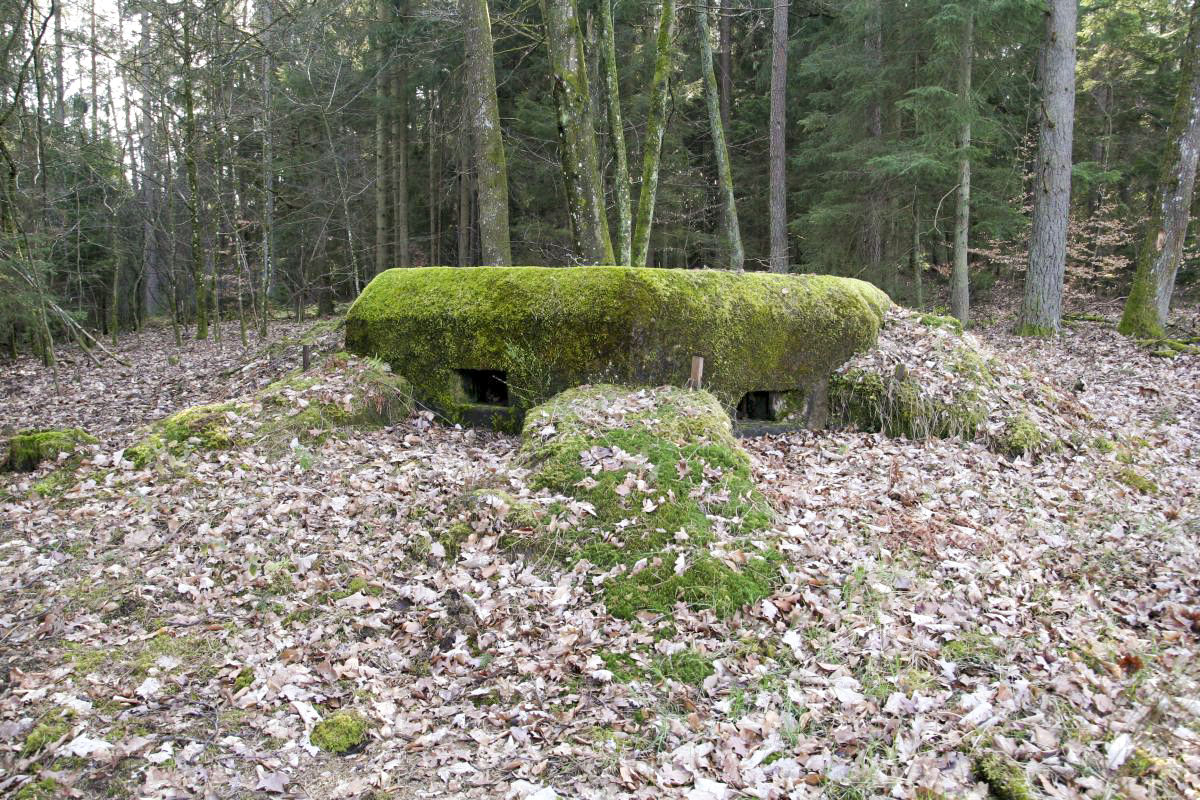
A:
[736,390,791,421]
[457,369,510,405]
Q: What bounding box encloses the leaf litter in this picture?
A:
[0,310,1197,799]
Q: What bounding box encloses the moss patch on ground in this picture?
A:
[974,752,1033,800]
[2,428,96,472]
[830,309,1071,458]
[310,711,368,753]
[516,385,780,619]
[124,353,412,466]
[345,266,889,431]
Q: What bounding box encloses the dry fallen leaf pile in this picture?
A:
[1,309,1198,800]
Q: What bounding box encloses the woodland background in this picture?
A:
[0,0,1196,354]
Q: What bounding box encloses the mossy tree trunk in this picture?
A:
[461,0,512,266]
[696,0,742,271]
[631,0,675,268]
[600,0,631,265]
[718,0,731,133]
[1017,0,1077,337]
[1119,0,1200,339]
[542,0,614,264]
[767,0,787,272]
[951,4,973,326]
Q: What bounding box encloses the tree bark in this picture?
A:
[461,0,512,265]
[1018,0,1077,337]
[767,0,787,272]
[600,0,631,264]
[951,5,973,326]
[697,0,742,270]
[260,0,274,335]
[631,0,675,267]
[392,0,410,267]
[718,0,731,133]
[864,0,883,287]
[543,0,613,263]
[1119,0,1200,338]
[181,9,207,340]
[375,0,391,275]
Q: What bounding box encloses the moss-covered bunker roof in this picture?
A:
[344,266,890,430]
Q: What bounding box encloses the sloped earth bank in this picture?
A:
[0,312,1198,799]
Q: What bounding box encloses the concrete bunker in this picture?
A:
[344,266,890,432]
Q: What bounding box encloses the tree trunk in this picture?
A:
[951,5,973,326]
[911,190,923,309]
[182,12,207,340]
[631,0,675,267]
[260,0,274,335]
[697,0,742,270]
[1119,0,1200,338]
[542,0,613,263]
[392,0,410,267]
[864,0,883,286]
[718,0,731,133]
[600,0,631,264]
[461,0,512,265]
[458,136,471,266]
[1018,0,1077,337]
[767,0,787,272]
[375,0,391,275]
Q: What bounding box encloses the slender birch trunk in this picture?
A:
[696,0,742,270]
[600,0,631,264]
[631,0,675,267]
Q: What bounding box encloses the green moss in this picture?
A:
[995,413,1045,458]
[653,648,714,685]
[1114,467,1157,495]
[2,428,96,472]
[1013,322,1056,338]
[329,576,382,600]
[1092,436,1115,454]
[345,267,890,431]
[941,630,1002,670]
[518,386,779,618]
[15,778,60,800]
[310,711,368,754]
[598,651,643,682]
[256,354,412,446]
[232,667,255,692]
[974,753,1032,800]
[830,369,985,441]
[126,403,244,466]
[21,711,71,757]
[917,313,964,334]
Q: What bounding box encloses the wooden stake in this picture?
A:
[688,356,704,389]
[302,344,312,371]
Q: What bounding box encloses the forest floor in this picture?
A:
[1,298,1199,800]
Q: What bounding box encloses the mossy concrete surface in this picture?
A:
[344,266,890,431]
[2,428,97,472]
[516,385,780,619]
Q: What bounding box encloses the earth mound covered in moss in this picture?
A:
[829,309,1087,458]
[344,266,890,431]
[503,384,780,619]
[124,352,412,468]
[1,427,97,472]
